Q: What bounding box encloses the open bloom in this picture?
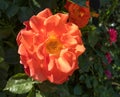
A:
[16,8,85,84]
[64,0,90,28]
[108,28,117,44]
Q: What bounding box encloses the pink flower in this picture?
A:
[108,28,117,44]
[104,70,112,79]
[105,52,112,64]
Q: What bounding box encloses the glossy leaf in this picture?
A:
[4,73,38,94]
[88,29,99,47]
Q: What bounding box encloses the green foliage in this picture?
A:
[87,26,100,47]
[4,73,38,94]
[73,84,83,95]
[0,0,8,11]
[0,20,13,39]
[18,7,33,22]
[71,0,86,6]
[6,4,19,18]
[0,0,120,97]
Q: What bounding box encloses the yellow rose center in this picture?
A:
[45,36,62,54]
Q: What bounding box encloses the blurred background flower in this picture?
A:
[108,28,118,44]
[64,0,90,28]
[105,69,112,79]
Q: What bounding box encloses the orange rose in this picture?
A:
[16,8,85,84]
[65,0,90,28]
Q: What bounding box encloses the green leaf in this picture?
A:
[38,0,57,9]
[27,88,35,97]
[92,77,98,88]
[38,81,57,93]
[0,0,8,10]
[32,0,41,8]
[0,61,9,73]
[0,24,13,39]
[88,29,99,47]
[71,0,86,6]
[0,57,4,63]
[0,61,9,90]
[57,85,71,97]
[82,94,89,97]
[78,55,90,73]
[0,92,6,97]
[85,76,92,88]
[4,73,37,94]
[13,0,27,6]
[74,84,82,95]
[36,91,44,97]
[27,88,46,97]
[100,0,110,6]
[0,76,7,90]
[114,55,120,66]
[5,48,19,64]
[6,4,19,18]
[12,73,28,79]
[0,11,1,18]
[18,7,33,22]
[98,65,104,78]
[0,46,5,58]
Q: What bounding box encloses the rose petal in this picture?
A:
[16,32,22,45]
[20,30,33,48]
[56,13,68,23]
[28,59,47,81]
[18,44,27,56]
[56,49,77,73]
[37,8,52,18]
[48,56,55,71]
[30,16,44,33]
[61,35,77,46]
[75,44,86,56]
[44,14,61,32]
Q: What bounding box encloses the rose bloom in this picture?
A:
[16,8,85,84]
[105,52,112,64]
[64,0,90,28]
[108,28,118,44]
